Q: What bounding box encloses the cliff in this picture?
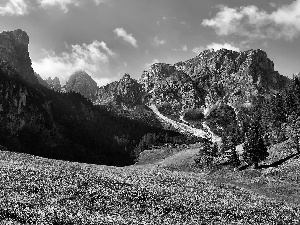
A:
[0,29,38,84]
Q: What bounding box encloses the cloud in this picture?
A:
[192,46,205,54]
[32,40,115,86]
[38,0,104,12]
[207,43,240,51]
[154,36,166,46]
[0,0,28,16]
[174,45,187,51]
[145,59,159,69]
[114,27,138,48]
[98,41,116,56]
[202,1,300,40]
[192,43,240,54]
[38,0,79,12]
[94,0,105,6]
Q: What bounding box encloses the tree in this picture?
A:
[243,121,268,168]
[194,140,218,169]
[222,135,240,168]
[286,113,300,153]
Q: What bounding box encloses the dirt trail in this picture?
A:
[149,104,221,142]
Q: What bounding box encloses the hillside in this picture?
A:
[0,29,184,166]
[0,149,299,224]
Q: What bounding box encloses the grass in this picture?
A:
[1,148,300,224]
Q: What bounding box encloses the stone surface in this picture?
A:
[66,70,98,100]
[96,73,143,107]
[139,63,200,116]
[47,77,61,91]
[0,29,38,84]
[174,49,290,111]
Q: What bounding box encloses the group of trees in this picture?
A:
[195,76,300,169]
[133,132,203,161]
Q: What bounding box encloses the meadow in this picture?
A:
[0,146,300,224]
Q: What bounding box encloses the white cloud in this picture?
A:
[174,45,187,51]
[192,43,240,54]
[32,40,115,86]
[154,36,166,46]
[0,0,28,16]
[145,59,159,69]
[114,27,138,48]
[38,0,104,12]
[207,43,240,51]
[192,46,205,54]
[202,1,300,40]
[98,41,116,56]
[94,0,105,6]
[38,0,79,12]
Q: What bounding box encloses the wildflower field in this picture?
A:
[0,149,300,224]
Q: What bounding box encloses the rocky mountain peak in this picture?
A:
[0,29,38,84]
[66,70,98,100]
[47,77,61,91]
[96,73,143,107]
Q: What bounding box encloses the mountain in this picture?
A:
[139,63,200,118]
[0,29,182,166]
[96,73,143,107]
[96,49,290,138]
[47,77,61,91]
[0,29,38,84]
[66,70,98,101]
[174,49,289,113]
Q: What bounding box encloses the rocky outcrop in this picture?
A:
[0,29,38,84]
[96,73,143,107]
[47,77,61,91]
[174,49,290,111]
[139,63,200,117]
[66,70,97,101]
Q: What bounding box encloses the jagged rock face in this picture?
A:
[0,29,38,84]
[174,49,290,110]
[66,71,97,100]
[47,77,61,91]
[139,63,200,115]
[96,73,144,107]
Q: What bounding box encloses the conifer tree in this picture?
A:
[243,120,268,168]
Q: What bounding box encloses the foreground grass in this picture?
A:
[0,150,300,224]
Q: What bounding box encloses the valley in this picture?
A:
[1,27,300,224]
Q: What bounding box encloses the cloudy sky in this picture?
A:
[1,0,300,86]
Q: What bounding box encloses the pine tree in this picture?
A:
[286,113,300,153]
[194,140,217,169]
[243,121,268,168]
[223,135,240,167]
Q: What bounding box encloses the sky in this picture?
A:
[0,0,300,86]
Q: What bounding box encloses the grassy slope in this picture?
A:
[1,148,300,224]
